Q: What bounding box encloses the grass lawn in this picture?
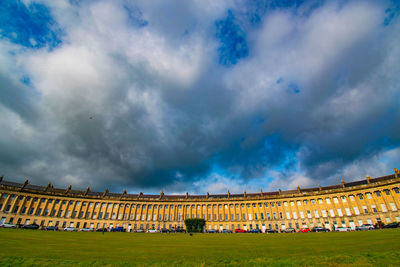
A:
[0,228,399,266]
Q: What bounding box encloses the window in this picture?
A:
[366,193,372,199]
[286,212,290,219]
[321,210,327,217]
[341,196,346,202]
[358,194,363,200]
[277,202,281,207]
[349,195,355,201]
[371,205,377,213]
[303,200,308,205]
[307,210,311,218]
[394,188,399,194]
[337,208,343,217]
[333,197,338,204]
[390,203,397,211]
[345,208,351,216]
[318,199,323,204]
[284,202,287,207]
[353,207,360,215]
[384,190,390,196]
[290,201,294,206]
[314,210,319,218]
[380,204,387,212]
[297,200,301,206]
[273,212,277,219]
[362,206,368,214]
[375,191,381,197]
[329,209,335,217]
[326,198,331,204]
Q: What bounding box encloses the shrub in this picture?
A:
[184,218,206,233]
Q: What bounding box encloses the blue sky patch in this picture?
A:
[215,10,249,66]
[384,0,400,26]
[124,5,148,28]
[0,0,62,49]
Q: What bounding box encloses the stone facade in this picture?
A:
[1,170,400,232]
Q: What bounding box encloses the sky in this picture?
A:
[0,0,399,194]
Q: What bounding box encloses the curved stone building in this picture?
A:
[1,169,400,232]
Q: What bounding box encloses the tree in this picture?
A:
[184,218,206,233]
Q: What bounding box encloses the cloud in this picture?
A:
[0,0,399,194]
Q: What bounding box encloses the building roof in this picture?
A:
[0,173,398,201]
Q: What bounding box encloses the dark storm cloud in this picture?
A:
[0,0,399,193]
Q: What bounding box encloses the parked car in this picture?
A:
[22,223,39,230]
[249,229,262,233]
[335,227,351,232]
[222,229,232,233]
[110,227,126,232]
[312,227,330,232]
[207,229,218,233]
[265,229,278,233]
[63,227,78,232]
[45,226,58,231]
[174,228,186,233]
[299,228,311,233]
[383,222,400,229]
[283,228,296,233]
[356,224,374,231]
[160,228,170,233]
[80,228,94,232]
[0,223,16,228]
[96,228,108,232]
[147,229,159,233]
[135,229,145,233]
[235,229,246,233]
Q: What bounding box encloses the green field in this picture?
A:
[0,229,399,266]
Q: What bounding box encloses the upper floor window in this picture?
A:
[375,191,381,197]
